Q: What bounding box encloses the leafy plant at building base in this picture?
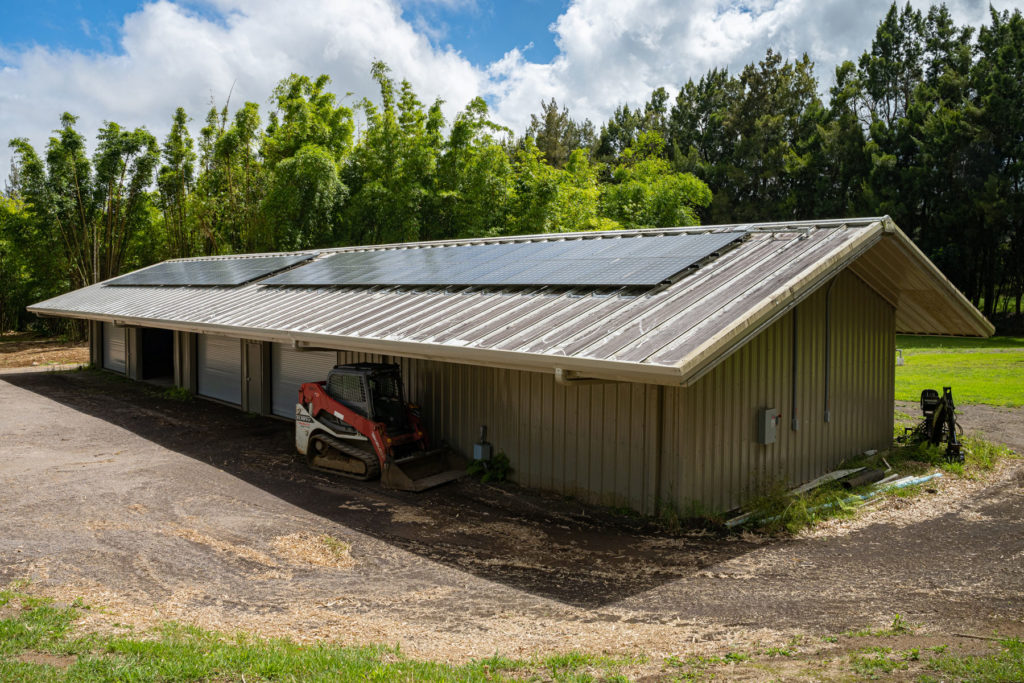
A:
[159,386,192,402]
[466,450,513,483]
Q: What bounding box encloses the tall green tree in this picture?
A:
[427,97,514,240]
[342,62,443,244]
[857,2,926,128]
[908,6,985,303]
[525,98,597,168]
[668,67,736,171]
[9,113,157,288]
[0,195,39,330]
[194,102,268,253]
[974,7,1024,313]
[156,107,198,258]
[263,74,354,167]
[595,104,644,162]
[672,50,821,222]
[809,61,872,218]
[501,138,608,235]
[600,131,711,229]
[92,121,161,275]
[262,74,353,249]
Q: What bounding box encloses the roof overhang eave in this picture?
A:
[27,306,690,386]
[670,219,888,386]
[670,216,993,386]
[884,224,995,337]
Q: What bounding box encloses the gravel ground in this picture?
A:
[0,368,1022,669]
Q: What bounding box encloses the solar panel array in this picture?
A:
[104,254,314,287]
[262,231,747,288]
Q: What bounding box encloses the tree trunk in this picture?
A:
[983,265,996,318]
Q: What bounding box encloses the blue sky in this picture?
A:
[0,0,1019,177]
[0,1,141,54]
[0,0,566,65]
[400,1,566,66]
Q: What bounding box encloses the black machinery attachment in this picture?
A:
[905,386,963,463]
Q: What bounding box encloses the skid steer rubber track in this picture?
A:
[308,433,381,481]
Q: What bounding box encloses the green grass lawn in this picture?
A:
[0,589,642,682]
[895,335,1024,406]
[3,589,1022,682]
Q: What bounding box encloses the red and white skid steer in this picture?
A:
[295,362,466,491]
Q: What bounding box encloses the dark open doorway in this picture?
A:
[140,328,174,383]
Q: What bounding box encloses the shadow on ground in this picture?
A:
[2,368,769,609]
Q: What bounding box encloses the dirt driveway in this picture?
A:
[1,369,1022,666]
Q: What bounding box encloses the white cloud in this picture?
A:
[0,0,483,179]
[483,0,1023,134]
[0,0,1019,181]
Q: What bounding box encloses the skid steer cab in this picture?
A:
[295,362,466,491]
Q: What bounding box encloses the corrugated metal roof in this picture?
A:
[28,216,993,385]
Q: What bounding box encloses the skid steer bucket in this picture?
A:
[382,448,467,492]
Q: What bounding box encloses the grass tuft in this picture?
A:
[849,649,909,678]
[891,430,1017,480]
[925,637,1024,681]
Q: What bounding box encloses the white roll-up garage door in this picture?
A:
[271,343,338,417]
[101,322,126,373]
[197,335,242,405]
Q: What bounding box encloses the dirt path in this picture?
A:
[0,333,88,369]
[1,369,1022,671]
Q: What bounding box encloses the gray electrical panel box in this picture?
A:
[758,407,782,444]
[473,425,492,462]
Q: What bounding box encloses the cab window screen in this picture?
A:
[328,374,365,404]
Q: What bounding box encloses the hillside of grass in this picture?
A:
[895,335,1024,407]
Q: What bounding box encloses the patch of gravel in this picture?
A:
[1,371,1022,668]
[271,532,354,568]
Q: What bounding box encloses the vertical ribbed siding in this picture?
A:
[315,268,893,514]
[661,270,894,513]
[173,331,198,392]
[371,358,660,512]
[193,268,892,515]
[196,334,242,405]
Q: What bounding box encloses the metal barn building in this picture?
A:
[28,216,992,514]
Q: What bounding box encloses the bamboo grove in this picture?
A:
[1,2,1022,333]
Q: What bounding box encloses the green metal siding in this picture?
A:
[660,270,895,512]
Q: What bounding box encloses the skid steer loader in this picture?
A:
[295,363,466,491]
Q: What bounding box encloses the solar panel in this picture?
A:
[104,254,315,287]
[262,232,747,288]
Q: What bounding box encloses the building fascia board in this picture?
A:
[27,307,691,385]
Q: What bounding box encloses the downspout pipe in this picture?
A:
[791,308,799,431]
[823,277,838,423]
